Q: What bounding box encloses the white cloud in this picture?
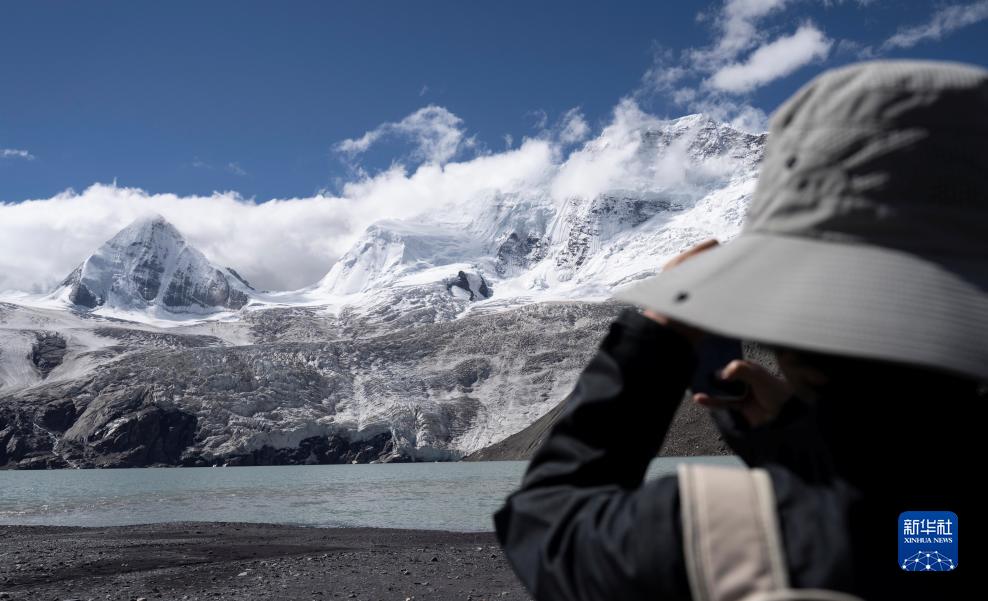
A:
[882,1,988,50]
[641,48,689,94]
[696,0,795,68]
[337,138,555,222]
[2,148,35,160]
[638,1,829,128]
[558,109,591,145]
[227,162,247,176]
[526,109,549,130]
[524,108,593,145]
[689,96,770,132]
[0,98,762,295]
[551,100,651,201]
[0,187,349,293]
[551,99,746,201]
[637,2,894,127]
[708,24,833,92]
[336,105,472,165]
[0,129,558,293]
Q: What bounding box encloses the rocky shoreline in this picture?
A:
[0,523,530,601]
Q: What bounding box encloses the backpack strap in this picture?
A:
[678,464,865,601]
[746,592,865,601]
[679,463,789,601]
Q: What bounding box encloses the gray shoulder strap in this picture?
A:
[678,463,865,601]
[679,463,789,601]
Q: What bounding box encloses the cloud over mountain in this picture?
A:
[0,97,759,296]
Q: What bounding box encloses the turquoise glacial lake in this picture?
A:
[0,456,739,531]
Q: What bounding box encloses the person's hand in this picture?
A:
[692,360,792,427]
[642,239,719,348]
[641,238,792,427]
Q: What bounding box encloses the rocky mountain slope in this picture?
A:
[1,301,625,468]
[0,114,763,468]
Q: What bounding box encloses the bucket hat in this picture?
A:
[616,60,988,381]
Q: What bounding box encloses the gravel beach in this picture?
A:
[0,523,530,601]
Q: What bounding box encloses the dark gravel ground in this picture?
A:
[0,523,530,601]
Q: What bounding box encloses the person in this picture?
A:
[494,60,986,600]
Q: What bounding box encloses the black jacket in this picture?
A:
[494,309,972,600]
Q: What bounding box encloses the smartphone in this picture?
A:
[691,335,749,401]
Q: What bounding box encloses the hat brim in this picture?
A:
[613,232,988,381]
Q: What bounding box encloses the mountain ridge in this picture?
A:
[0,113,763,468]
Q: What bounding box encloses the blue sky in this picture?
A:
[2,0,987,204]
[2,1,988,295]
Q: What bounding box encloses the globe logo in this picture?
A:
[898,511,958,572]
[901,550,956,571]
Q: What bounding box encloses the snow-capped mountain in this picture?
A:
[51,214,253,314]
[0,114,764,468]
[313,113,763,310]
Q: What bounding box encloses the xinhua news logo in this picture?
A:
[898,511,958,572]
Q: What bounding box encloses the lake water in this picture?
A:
[0,456,740,531]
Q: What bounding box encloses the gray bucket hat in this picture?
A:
[616,60,988,381]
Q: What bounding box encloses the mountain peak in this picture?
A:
[129,212,170,229]
[113,214,184,244]
[131,212,168,226]
[54,217,250,313]
[671,112,712,126]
